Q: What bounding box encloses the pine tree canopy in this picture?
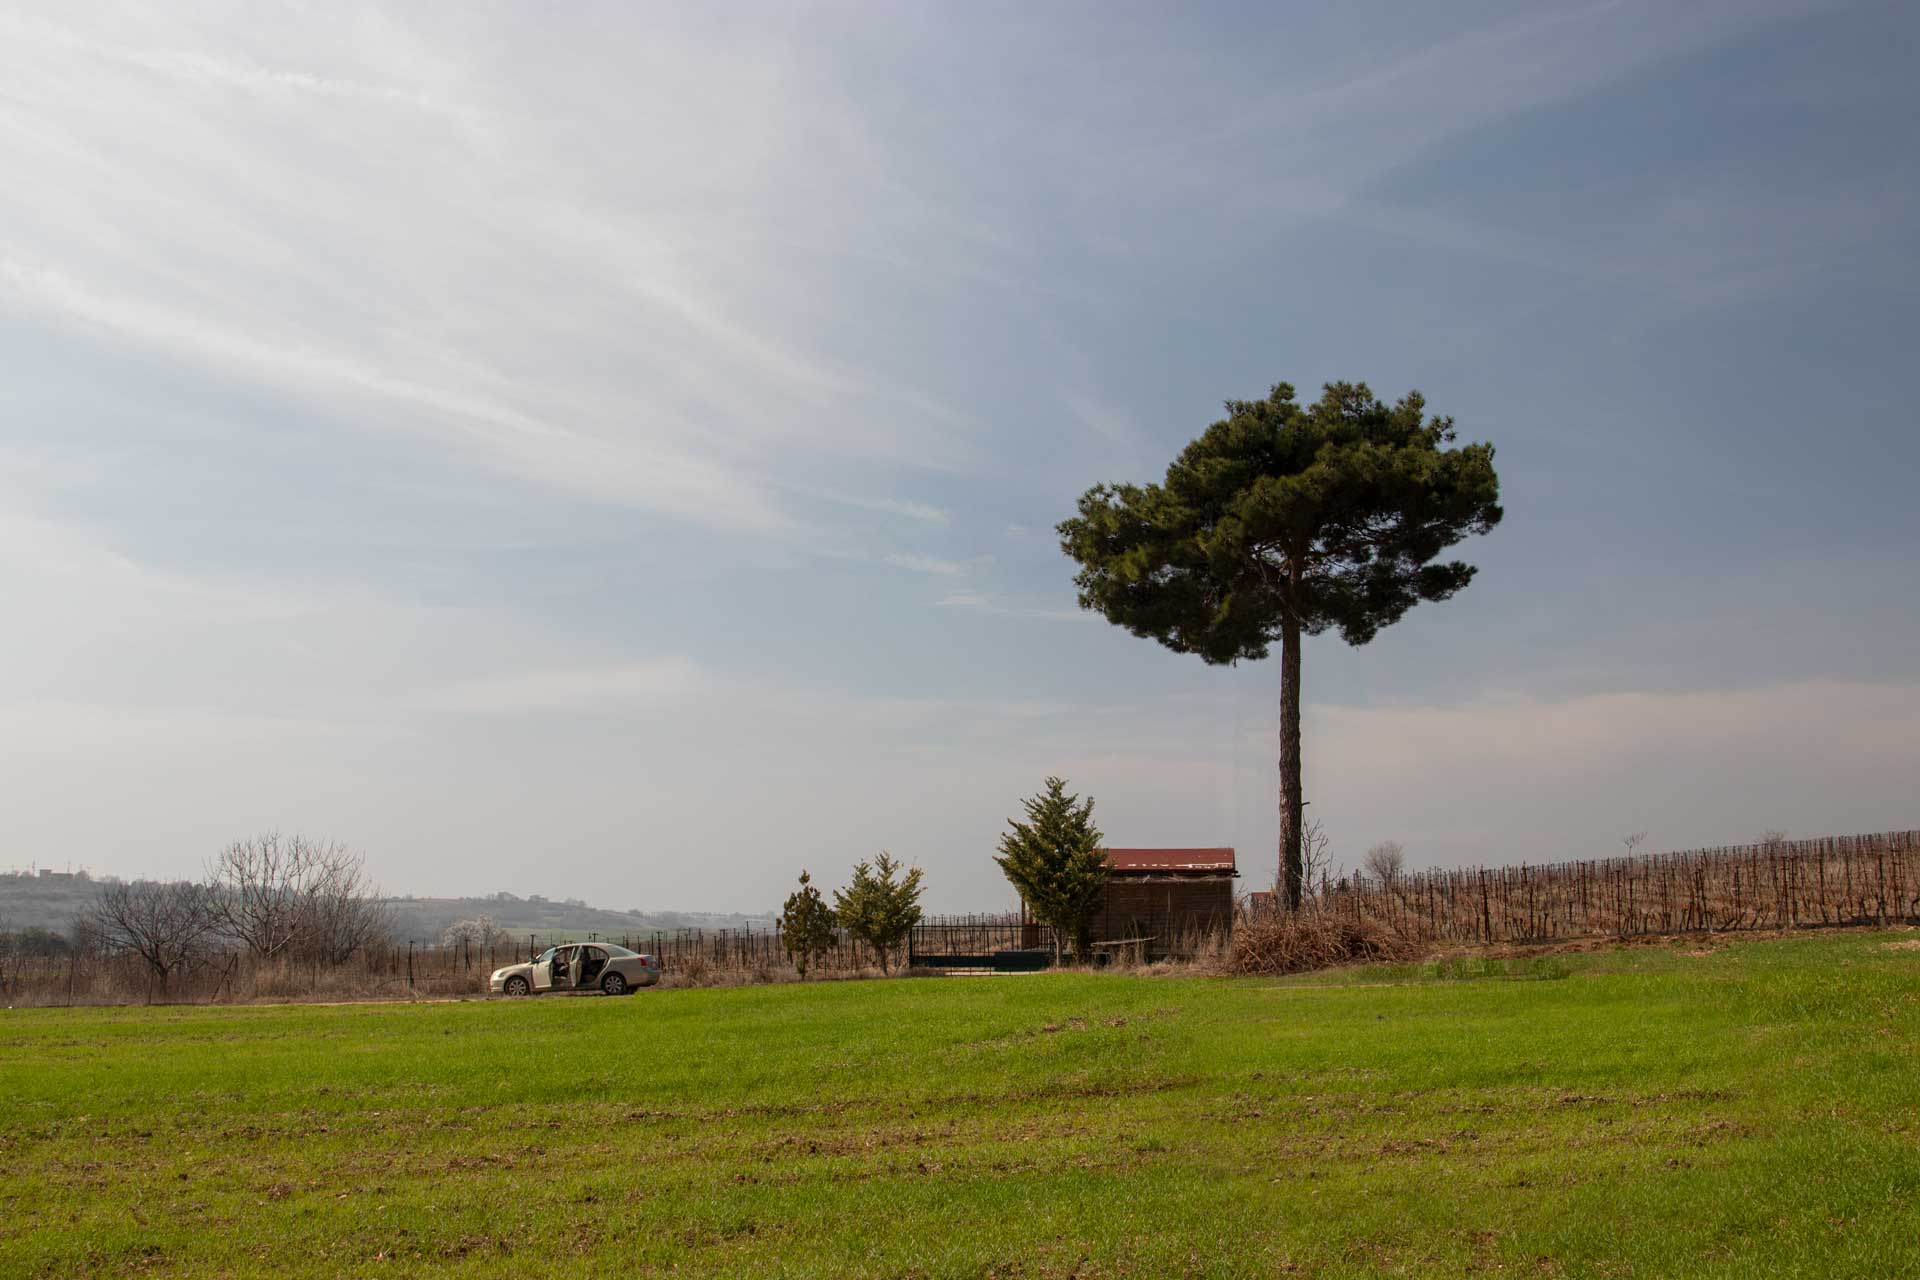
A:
[1057,381,1501,660]
[1057,381,1500,909]
[994,777,1109,958]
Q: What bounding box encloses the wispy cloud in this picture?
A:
[0,257,787,530]
[432,659,706,715]
[884,553,970,577]
[0,6,981,538]
[782,486,950,525]
[116,47,441,109]
[1235,0,1824,188]
[1059,389,1142,446]
[935,592,1088,622]
[0,508,317,627]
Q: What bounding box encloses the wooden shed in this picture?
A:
[1092,847,1237,954]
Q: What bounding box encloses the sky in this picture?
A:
[2,1,1916,915]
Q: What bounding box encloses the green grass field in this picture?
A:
[3,931,1918,1278]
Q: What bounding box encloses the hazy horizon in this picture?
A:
[4,2,1916,914]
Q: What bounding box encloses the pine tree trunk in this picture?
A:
[1279,612,1304,910]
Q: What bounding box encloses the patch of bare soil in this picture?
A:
[1457,923,1912,964]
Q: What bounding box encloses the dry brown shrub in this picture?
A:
[1223,911,1424,976]
[675,953,711,986]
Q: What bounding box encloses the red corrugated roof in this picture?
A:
[1102,847,1236,872]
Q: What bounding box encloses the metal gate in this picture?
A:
[907,918,1055,971]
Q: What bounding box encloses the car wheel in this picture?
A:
[503,975,531,997]
[601,972,627,996]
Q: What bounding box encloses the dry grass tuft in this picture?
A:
[657,960,889,989]
[1222,911,1425,976]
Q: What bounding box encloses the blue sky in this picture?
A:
[2,1,1915,912]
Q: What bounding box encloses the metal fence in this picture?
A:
[904,914,1056,970]
[907,913,1044,955]
[1305,829,1920,945]
[578,925,887,976]
[0,916,998,1004]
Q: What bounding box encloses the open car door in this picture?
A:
[555,945,581,990]
[531,946,566,992]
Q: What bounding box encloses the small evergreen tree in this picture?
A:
[994,777,1109,961]
[777,870,837,980]
[832,852,925,975]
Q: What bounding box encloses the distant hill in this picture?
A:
[0,870,771,941]
[0,870,104,933]
[385,893,774,943]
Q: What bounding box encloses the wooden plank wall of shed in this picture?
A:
[1096,876,1234,954]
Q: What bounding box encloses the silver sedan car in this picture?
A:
[490,942,660,996]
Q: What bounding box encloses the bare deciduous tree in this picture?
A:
[1362,841,1406,884]
[89,880,219,994]
[1622,831,1648,857]
[209,833,392,965]
[208,833,311,960]
[1289,818,1334,903]
[298,845,392,965]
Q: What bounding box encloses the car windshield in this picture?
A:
[603,944,636,958]
[536,948,556,964]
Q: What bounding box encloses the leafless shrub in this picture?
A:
[1362,840,1406,884]
[1223,910,1424,976]
[88,880,220,995]
[1622,831,1648,856]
